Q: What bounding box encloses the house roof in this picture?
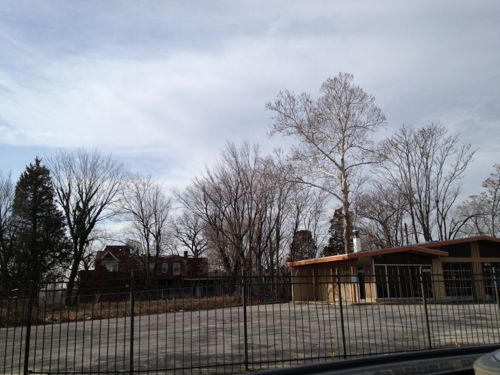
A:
[288,246,448,267]
[95,245,131,261]
[95,245,208,264]
[288,235,500,268]
[419,235,500,248]
[101,251,119,261]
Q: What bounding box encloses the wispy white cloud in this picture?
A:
[0,0,499,193]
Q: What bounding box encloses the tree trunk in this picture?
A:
[65,261,80,305]
[341,168,351,254]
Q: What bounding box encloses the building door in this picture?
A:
[357,268,366,300]
[375,265,388,298]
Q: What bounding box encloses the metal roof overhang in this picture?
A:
[288,246,448,268]
[420,235,500,248]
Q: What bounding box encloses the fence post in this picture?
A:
[23,280,35,375]
[493,268,500,310]
[336,272,347,359]
[129,272,135,375]
[419,272,432,349]
[242,275,249,371]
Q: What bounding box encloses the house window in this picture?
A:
[173,262,181,276]
[103,261,118,272]
[149,262,155,271]
[161,263,168,273]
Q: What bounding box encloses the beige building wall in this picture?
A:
[291,262,374,304]
[291,266,338,303]
[471,242,486,300]
[431,258,445,300]
[362,269,377,303]
[291,267,314,301]
[314,268,334,302]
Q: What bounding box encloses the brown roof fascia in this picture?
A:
[288,246,448,268]
[288,254,350,267]
[409,246,449,257]
[420,236,500,248]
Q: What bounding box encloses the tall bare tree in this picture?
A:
[381,124,475,242]
[457,164,500,237]
[289,186,330,250]
[356,182,408,249]
[481,164,500,236]
[48,149,127,301]
[122,175,172,284]
[267,72,386,254]
[180,143,262,277]
[0,172,16,293]
[173,210,208,258]
[180,143,301,277]
[179,142,331,278]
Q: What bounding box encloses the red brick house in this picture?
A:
[79,245,209,297]
[93,245,208,278]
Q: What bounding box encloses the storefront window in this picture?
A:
[442,263,473,299]
[374,264,432,299]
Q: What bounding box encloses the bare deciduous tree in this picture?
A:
[381,124,475,242]
[267,72,386,254]
[180,143,263,278]
[356,182,408,249]
[48,149,127,301]
[179,142,331,278]
[289,186,330,251]
[457,164,500,237]
[0,172,15,292]
[122,175,172,285]
[173,210,208,258]
[180,143,305,277]
[481,164,500,236]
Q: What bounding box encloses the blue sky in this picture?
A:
[1,1,499,195]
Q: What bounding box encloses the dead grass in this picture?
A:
[1,293,242,326]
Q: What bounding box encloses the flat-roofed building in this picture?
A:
[288,236,500,303]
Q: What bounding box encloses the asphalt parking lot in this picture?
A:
[2,302,500,374]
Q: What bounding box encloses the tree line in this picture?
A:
[0,72,498,297]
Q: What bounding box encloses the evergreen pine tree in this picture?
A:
[11,158,70,289]
[322,208,352,256]
[289,230,317,261]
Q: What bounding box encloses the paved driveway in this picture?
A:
[2,302,499,374]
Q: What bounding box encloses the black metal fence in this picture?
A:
[1,272,500,374]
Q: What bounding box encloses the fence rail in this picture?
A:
[1,272,500,374]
